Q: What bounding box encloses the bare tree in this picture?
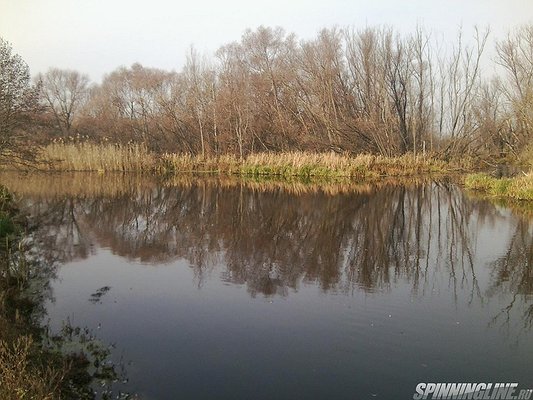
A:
[437,27,490,157]
[496,25,533,154]
[216,41,255,158]
[38,68,89,135]
[239,26,300,151]
[298,28,347,150]
[82,64,174,147]
[344,27,396,154]
[59,24,533,159]
[184,47,216,157]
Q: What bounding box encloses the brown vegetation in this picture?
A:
[36,142,459,180]
[40,141,156,171]
[2,25,533,168]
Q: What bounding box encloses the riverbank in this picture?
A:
[8,142,528,202]
[464,172,533,201]
[39,142,466,179]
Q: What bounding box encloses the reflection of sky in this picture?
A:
[470,209,517,288]
[1,0,532,80]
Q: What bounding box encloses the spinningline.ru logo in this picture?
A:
[413,383,532,400]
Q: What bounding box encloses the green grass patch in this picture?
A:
[464,172,533,201]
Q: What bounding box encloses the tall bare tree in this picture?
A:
[66,24,533,159]
[496,25,533,154]
[437,27,489,157]
[38,68,89,135]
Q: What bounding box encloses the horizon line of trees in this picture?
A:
[1,24,533,162]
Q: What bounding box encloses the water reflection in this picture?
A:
[2,172,533,399]
[2,172,531,302]
[0,182,132,399]
[487,218,533,334]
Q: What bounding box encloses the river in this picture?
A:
[2,172,532,400]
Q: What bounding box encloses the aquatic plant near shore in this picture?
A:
[464,172,533,200]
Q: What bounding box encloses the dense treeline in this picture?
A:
[1,25,533,161]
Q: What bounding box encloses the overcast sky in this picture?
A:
[1,0,532,81]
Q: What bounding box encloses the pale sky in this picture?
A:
[1,0,533,81]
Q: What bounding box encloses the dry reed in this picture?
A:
[37,143,452,179]
[40,142,156,172]
[160,151,448,178]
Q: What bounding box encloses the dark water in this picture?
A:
[2,173,533,399]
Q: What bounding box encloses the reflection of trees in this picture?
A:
[487,220,533,332]
[3,173,532,308]
[0,185,130,398]
[27,198,93,265]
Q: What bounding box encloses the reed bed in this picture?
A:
[40,142,156,172]
[239,152,448,178]
[38,143,452,179]
[160,151,449,179]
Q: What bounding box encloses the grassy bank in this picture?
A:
[37,142,461,179]
[465,146,533,202]
[464,172,533,200]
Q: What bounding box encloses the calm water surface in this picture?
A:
[2,173,533,399]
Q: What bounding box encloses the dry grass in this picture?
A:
[508,172,533,200]
[161,151,449,179]
[0,336,66,400]
[242,152,447,177]
[40,142,156,172]
[37,143,453,179]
